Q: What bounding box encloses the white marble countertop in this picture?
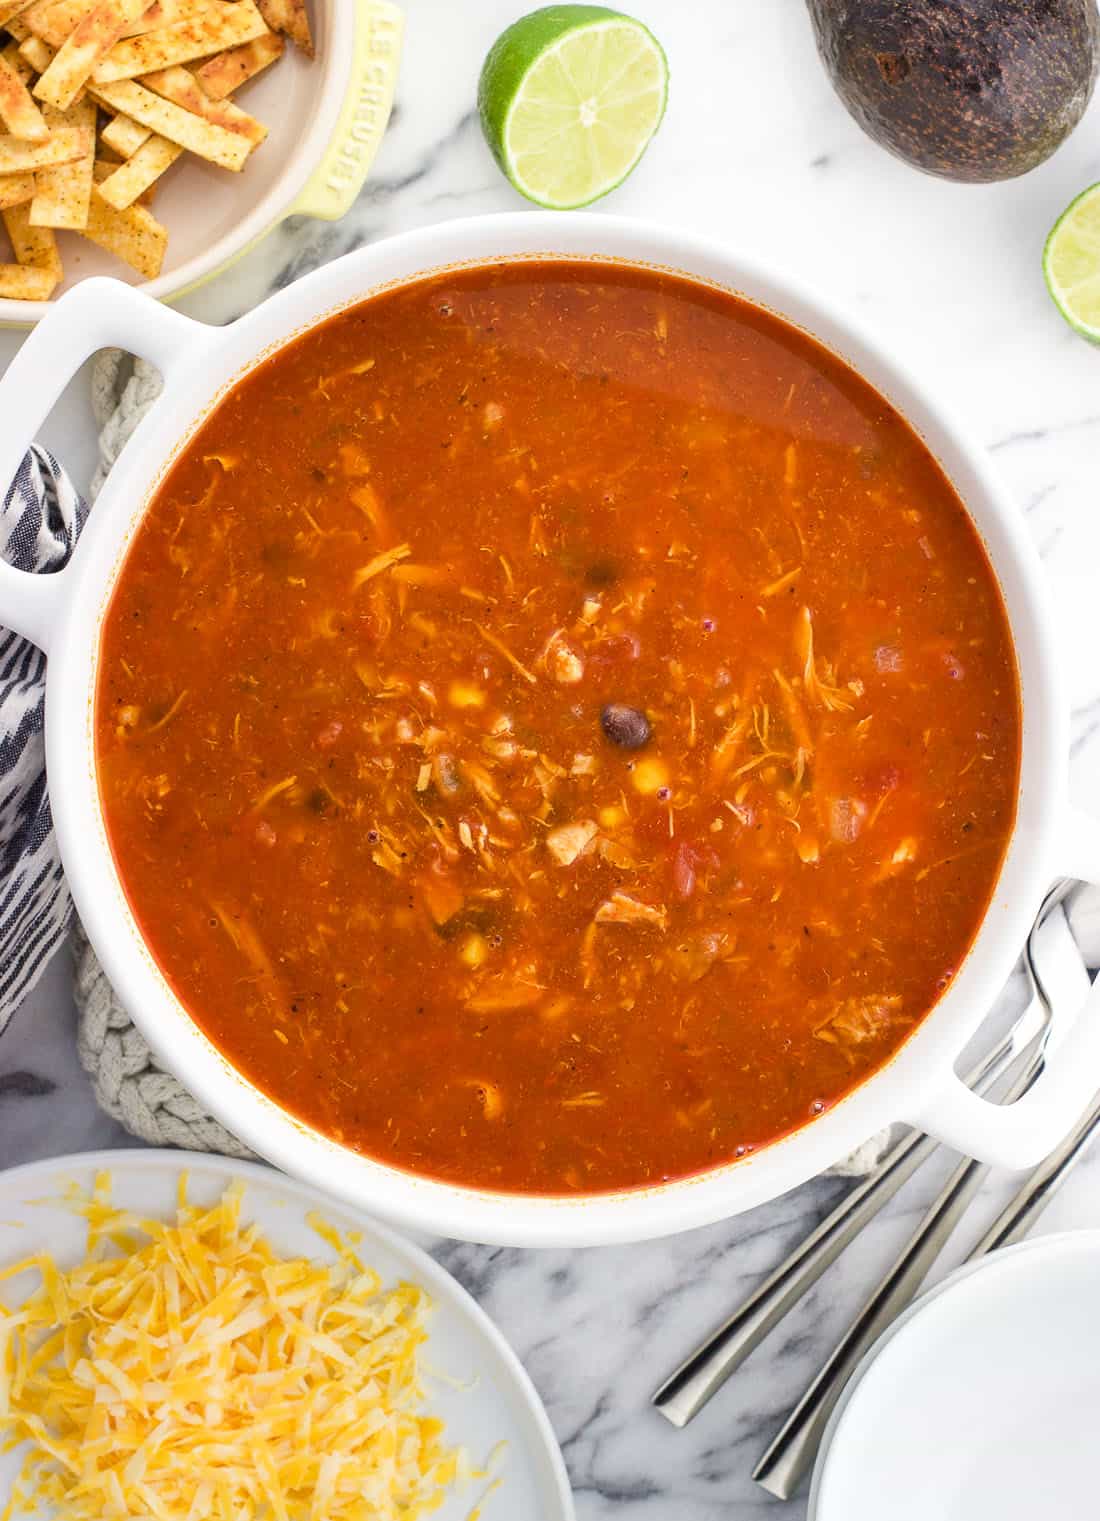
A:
[4,2,1100,1515]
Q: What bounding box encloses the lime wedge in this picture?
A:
[478,5,668,210]
[1044,182,1100,342]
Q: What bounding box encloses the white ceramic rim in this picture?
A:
[9,212,1100,1246]
[0,0,350,327]
[807,1230,1100,1520]
[0,1148,575,1520]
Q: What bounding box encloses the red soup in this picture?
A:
[95,261,1021,1194]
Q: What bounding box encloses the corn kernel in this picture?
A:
[448,680,485,709]
[458,932,489,969]
[632,756,670,795]
[599,804,628,829]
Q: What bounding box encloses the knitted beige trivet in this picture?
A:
[72,348,891,1174]
[74,923,252,1158]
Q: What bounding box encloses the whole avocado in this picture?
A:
[807,0,1100,181]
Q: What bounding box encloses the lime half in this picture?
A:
[478,5,668,210]
[1044,182,1100,342]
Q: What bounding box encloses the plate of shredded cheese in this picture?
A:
[0,1150,574,1521]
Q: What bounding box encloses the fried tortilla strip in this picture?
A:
[3,198,61,272]
[0,259,55,294]
[0,169,34,206]
[1,38,34,82]
[95,129,178,206]
[4,15,30,39]
[83,179,165,274]
[99,108,149,153]
[34,0,151,109]
[92,148,158,199]
[17,0,55,21]
[121,0,208,36]
[17,33,53,71]
[100,34,275,152]
[192,29,282,99]
[0,123,90,170]
[24,0,204,47]
[0,0,39,26]
[256,0,311,57]
[30,95,94,225]
[22,0,97,47]
[0,49,48,138]
[94,1,268,82]
[141,62,266,143]
[92,77,253,168]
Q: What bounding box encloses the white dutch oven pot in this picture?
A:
[2,214,1099,1247]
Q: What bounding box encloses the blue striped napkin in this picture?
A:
[0,447,87,1030]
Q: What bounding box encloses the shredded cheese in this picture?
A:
[0,1176,468,1521]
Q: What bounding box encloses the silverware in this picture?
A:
[752,888,1086,1501]
[652,1126,933,1427]
[652,884,1078,1430]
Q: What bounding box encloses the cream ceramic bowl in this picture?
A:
[2,213,1100,1247]
[0,0,403,327]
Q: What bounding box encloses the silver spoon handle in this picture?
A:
[752,1046,1049,1502]
[651,1014,1031,1428]
[970,1089,1100,1257]
[651,1125,932,1426]
[751,1145,992,1498]
[753,905,1088,1498]
[755,1075,1100,1501]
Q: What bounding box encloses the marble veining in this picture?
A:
[4,2,1100,1515]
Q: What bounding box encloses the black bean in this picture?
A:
[600,703,651,750]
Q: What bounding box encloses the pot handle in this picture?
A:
[911,803,1100,1170]
[0,277,211,653]
[287,0,403,222]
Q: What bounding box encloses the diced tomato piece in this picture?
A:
[587,632,641,674]
[671,839,721,899]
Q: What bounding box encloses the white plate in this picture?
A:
[810,1231,1100,1521]
[0,1150,574,1521]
